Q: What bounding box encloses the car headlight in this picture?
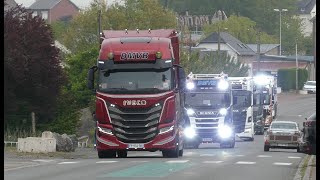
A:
[218,125,233,139]
[219,108,227,116]
[186,82,195,90]
[159,125,174,134]
[98,126,113,135]
[187,108,196,116]
[218,80,229,90]
[184,127,196,139]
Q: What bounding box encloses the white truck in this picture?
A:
[253,74,278,129]
[229,77,254,141]
[183,73,235,149]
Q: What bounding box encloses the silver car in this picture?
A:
[303,81,316,93]
[264,121,301,152]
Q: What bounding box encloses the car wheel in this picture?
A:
[297,146,301,153]
[264,145,270,152]
[117,150,128,158]
[98,150,116,158]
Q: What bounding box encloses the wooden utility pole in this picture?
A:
[31,112,36,136]
[218,26,220,60]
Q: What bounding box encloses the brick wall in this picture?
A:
[49,0,79,23]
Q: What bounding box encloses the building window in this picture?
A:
[32,11,37,17]
[41,11,48,20]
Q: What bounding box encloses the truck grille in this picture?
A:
[196,124,218,128]
[195,118,219,123]
[233,111,246,133]
[108,105,162,143]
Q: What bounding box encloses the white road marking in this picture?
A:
[203,161,223,164]
[273,162,292,166]
[288,156,301,159]
[257,155,272,158]
[235,155,244,157]
[166,160,189,163]
[200,154,215,156]
[58,162,79,165]
[32,159,55,163]
[96,161,118,164]
[235,161,256,165]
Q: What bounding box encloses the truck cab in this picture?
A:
[183,73,235,149]
[229,77,254,141]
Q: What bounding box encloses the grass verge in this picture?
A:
[300,155,311,179]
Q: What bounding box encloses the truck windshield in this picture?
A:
[233,91,251,108]
[262,93,270,105]
[185,93,230,108]
[98,68,173,94]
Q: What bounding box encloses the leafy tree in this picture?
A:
[181,49,249,76]
[4,5,66,130]
[61,0,177,54]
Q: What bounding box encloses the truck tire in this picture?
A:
[264,145,270,152]
[179,149,184,156]
[117,150,128,158]
[98,150,116,158]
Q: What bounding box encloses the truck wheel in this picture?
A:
[162,146,179,158]
[264,145,270,152]
[98,150,116,158]
[117,150,128,158]
[179,149,184,156]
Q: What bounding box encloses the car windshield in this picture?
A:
[185,93,230,108]
[271,123,297,130]
[305,81,316,86]
[98,68,173,94]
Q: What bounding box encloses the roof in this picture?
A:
[260,54,314,62]
[15,0,36,8]
[297,0,316,14]
[199,32,256,56]
[246,44,279,54]
[4,0,18,11]
[29,0,79,10]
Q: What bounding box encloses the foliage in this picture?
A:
[180,49,249,76]
[277,68,308,91]
[60,0,177,54]
[50,20,69,41]
[4,5,66,131]
[202,15,278,44]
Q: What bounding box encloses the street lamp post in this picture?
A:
[273,8,288,56]
[295,41,299,94]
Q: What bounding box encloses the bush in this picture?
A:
[278,68,308,91]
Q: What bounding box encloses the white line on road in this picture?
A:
[273,162,292,166]
[257,155,272,158]
[32,159,55,163]
[235,155,244,157]
[235,161,256,165]
[96,161,118,164]
[203,161,223,164]
[200,154,215,156]
[288,156,301,159]
[166,160,189,163]
[58,162,79,165]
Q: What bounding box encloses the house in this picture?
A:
[4,0,18,11]
[246,44,280,56]
[196,32,257,76]
[296,0,316,37]
[28,0,80,23]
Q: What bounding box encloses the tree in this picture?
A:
[180,49,249,76]
[4,5,66,130]
[60,0,177,54]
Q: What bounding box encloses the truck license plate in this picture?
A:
[202,138,212,142]
[128,144,144,149]
[278,144,288,147]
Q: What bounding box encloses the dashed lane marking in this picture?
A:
[58,162,79,165]
[235,161,256,165]
[32,159,55,163]
[288,156,301,159]
[96,161,118,164]
[235,155,244,157]
[257,155,272,158]
[203,161,223,164]
[166,160,189,163]
[273,162,292,166]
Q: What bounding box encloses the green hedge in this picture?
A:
[277,68,308,91]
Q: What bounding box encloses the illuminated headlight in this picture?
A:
[218,125,233,139]
[159,125,174,134]
[184,127,196,139]
[187,108,195,116]
[98,126,113,135]
[186,82,195,90]
[218,80,229,90]
[219,108,227,116]
[254,75,270,85]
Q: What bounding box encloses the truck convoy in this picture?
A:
[183,73,235,148]
[229,77,254,141]
[87,29,187,158]
[253,74,278,130]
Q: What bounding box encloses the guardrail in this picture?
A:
[4,141,18,147]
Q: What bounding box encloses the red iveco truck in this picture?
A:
[87,29,186,158]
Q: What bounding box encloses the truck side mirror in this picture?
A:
[87,66,97,90]
[178,67,186,90]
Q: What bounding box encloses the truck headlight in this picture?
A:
[184,127,196,139]
[186,82,195,90]
[218,125,233,139]
[219,108,227,116]
[98,126,113,135]
[187,108,195,116]
[218,80,229,90]
[159,125,174,134]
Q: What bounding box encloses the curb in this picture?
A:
[303,155,315,180]
[293,155,309,180]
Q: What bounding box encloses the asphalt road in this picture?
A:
[4,93,316,180]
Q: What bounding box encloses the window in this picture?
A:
[41,11,48,20]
